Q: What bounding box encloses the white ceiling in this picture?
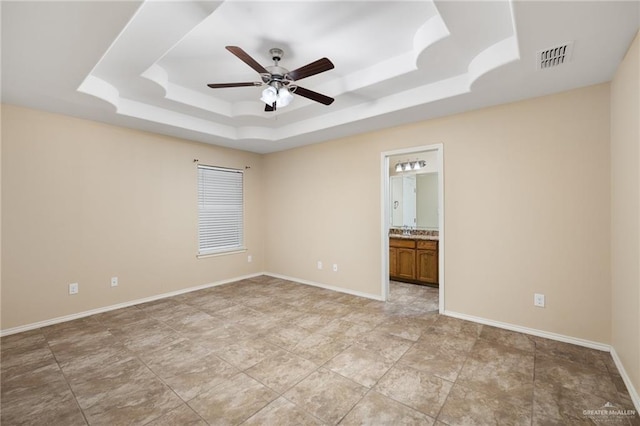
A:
[2,1,638,154]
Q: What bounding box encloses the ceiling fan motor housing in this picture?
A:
[269,48,284,63]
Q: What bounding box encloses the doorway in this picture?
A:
[381,144,444,313]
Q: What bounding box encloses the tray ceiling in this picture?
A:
[2,1,638,153]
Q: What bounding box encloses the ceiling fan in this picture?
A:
[207,46,335,112]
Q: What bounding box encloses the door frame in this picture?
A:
[380,143,444,313]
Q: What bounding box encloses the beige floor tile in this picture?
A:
[244,397,325,425]
[139,339,213,379]
[246,349,318,393]
[316,318,374,341]
[283,368,368,424]
[1,362,70,406]
[296,313,336,332]
[0,387,87,426]
[533,381,601,425]
[162,354,239,401]
[69,357,166,410]
[72,359,182,425]
[184,320,254,350]
[325,345,395,388]
[427,315,483,338]
[2,278,637,425]
[136,298,183,317]
[374,364,452,418]
[456,340,534,410]
[292,332,352,364]
[353,330,413,362]
[374,315,437,341]
[188,372,278,425]
[398,339,468,382]
[341,310,388,328]
[1,329,47,352]
[40,317,105,342]
[146,404,207,426]
[262,324,314,351]
[532,335,609,372]
[214,337,283,370]
[340,390,435,425]
[535,353,622,404]
[479,325,536,352]
[438,384,531,426]
[47,330,123,364]
[61,351,140,388]
[1,343,58,379]
[108,317,185,354]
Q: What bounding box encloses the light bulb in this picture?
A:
[276,87,293,108]
[260,86,277,105]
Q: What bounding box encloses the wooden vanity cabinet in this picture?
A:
[390,237,438,286]
[389,238,415,280]
[416,240,438,284]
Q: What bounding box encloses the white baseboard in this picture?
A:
[0,273,264,337]
[443,310,610,351]
[264,272,384,302]
[610,346,640,412]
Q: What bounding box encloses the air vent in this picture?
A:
[537,42,573,70]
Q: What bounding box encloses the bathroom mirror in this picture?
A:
[389,152,439,230]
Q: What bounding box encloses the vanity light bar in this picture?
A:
[395,160,426,172]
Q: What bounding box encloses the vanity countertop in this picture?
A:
[389,234,439,241]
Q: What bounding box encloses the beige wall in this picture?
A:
[1,83,614,347]
[611,32,640,397]
[264,83,611,343]
[1,105,265,330]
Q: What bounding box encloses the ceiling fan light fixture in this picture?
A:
[276,87,293,108]
[260,86,278,105]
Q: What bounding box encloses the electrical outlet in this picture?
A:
[534,293,545,307]
[111,277,118,287]
[247,255,252,263]
[69,283,79,295]
[332,264,338,272]
[317,261,323,270]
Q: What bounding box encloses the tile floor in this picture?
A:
[1,276,638,425]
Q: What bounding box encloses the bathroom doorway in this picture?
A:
[381,144,444,313]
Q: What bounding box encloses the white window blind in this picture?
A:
[197,165,244,255]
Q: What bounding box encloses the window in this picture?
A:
[197,165,244,255]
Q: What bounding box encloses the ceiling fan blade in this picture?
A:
[294,86,334,105]
[226,46,269,74]
[265,102,276,112]
[287,58,334,81]
[207,82,260,89]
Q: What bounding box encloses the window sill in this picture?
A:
[197,248,247,259]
